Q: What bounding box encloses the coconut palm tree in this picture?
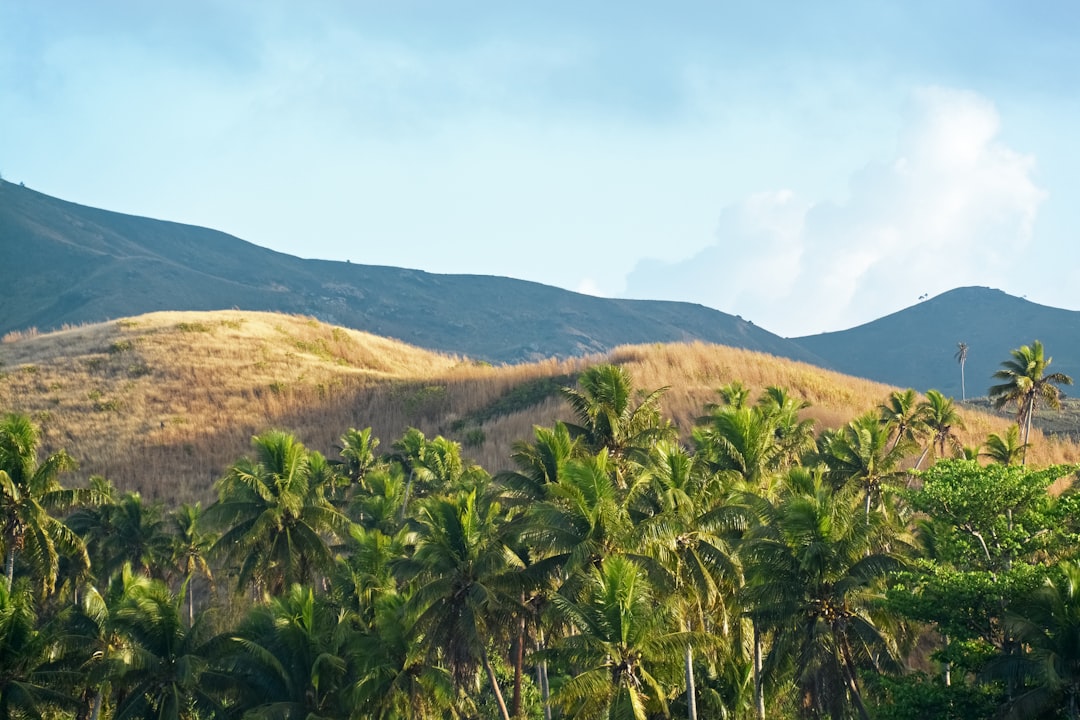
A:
[917,390,965,467]
[955,342,969,401]
[206,431,353,595]
[878,389,931,452]
[562,365,674,484]
[550,555,695,720]
[989,340,1073,464]
[399,488,525,720]
[740,473,906,720]
[222,584,356,720]
[0,580,80,718]
[0,413,91,593]
[107,578,223,720]
[983,426,1029,466]
[818,412,911,519]
[169,503,215,627]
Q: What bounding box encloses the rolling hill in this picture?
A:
[0,180,820,366]
[2,310,1076,504]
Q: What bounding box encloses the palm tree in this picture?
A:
[562,365,674,484]
[955,342,969,401]
[0,580,80,718]
[917,390,965,467]
[819,412,911,519]
[69,488,173,582]
[983,425,1029,466]
[741,473,906,720]
[551,555,695,720]
[636,441,746,720]
[206,431,353,595]
[878,389,931,452]
[222,584,355,720]
[989,340,1073,464]
[169,503,215,627]
[399,488,525,720]
[992,561,1080,719]
[108,578,223,720]
[0,413,91,593]
[334,426,382,488]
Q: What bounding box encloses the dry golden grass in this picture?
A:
[2,312,1077,506]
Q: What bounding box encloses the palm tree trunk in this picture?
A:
[512,609,525,718]
[943,634,951,686]
[682,643,699,720]
[89,689,103,720]
[1022,396,1034,465]
[838,635,872,720]
[537,629,552,720]
[187,576,195,627]
[482,646,512,720]
[914,446,931,470]
[754,621,765,720]
[5,542,13,590]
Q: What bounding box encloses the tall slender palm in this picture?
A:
[989,340,1073,464]
[169,503,215,627]
[0,413,91,593]
[955,342,969,401]
[222,584,355,720]
[206,431,353,595]
[636,442,746,720]
[399,488,524,720]
[108,578,223,720]
[69,489,173,582]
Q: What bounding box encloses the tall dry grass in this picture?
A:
[1,311,1077,506]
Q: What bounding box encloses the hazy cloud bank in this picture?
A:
[624,87,1045,337]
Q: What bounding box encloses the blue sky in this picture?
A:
[3,1,1079,336]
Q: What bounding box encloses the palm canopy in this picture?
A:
[989,340,1073,460]
[562,364,674,476]
[206,430,353,595]
[551,555,694,720]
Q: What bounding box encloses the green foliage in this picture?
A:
[174,322,210,333]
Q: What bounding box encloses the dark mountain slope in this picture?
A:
[1,180,822,365]
[792,287,1080,397]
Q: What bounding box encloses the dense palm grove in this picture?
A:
[1,341,1079,720]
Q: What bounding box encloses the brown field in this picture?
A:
[2,310,1078,505]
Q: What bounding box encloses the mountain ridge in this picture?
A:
[1,180,824,366]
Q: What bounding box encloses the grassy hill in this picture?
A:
[3,310,1077,505]
[0,179,821,366]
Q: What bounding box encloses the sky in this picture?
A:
[3,1,1079,337]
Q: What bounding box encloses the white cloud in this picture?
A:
[624,87,1045,336]
[575,277,605,296]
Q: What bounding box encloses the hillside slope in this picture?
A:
[793,287,1080,397]
[0,180,820,365]
[2,310,1075,504]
